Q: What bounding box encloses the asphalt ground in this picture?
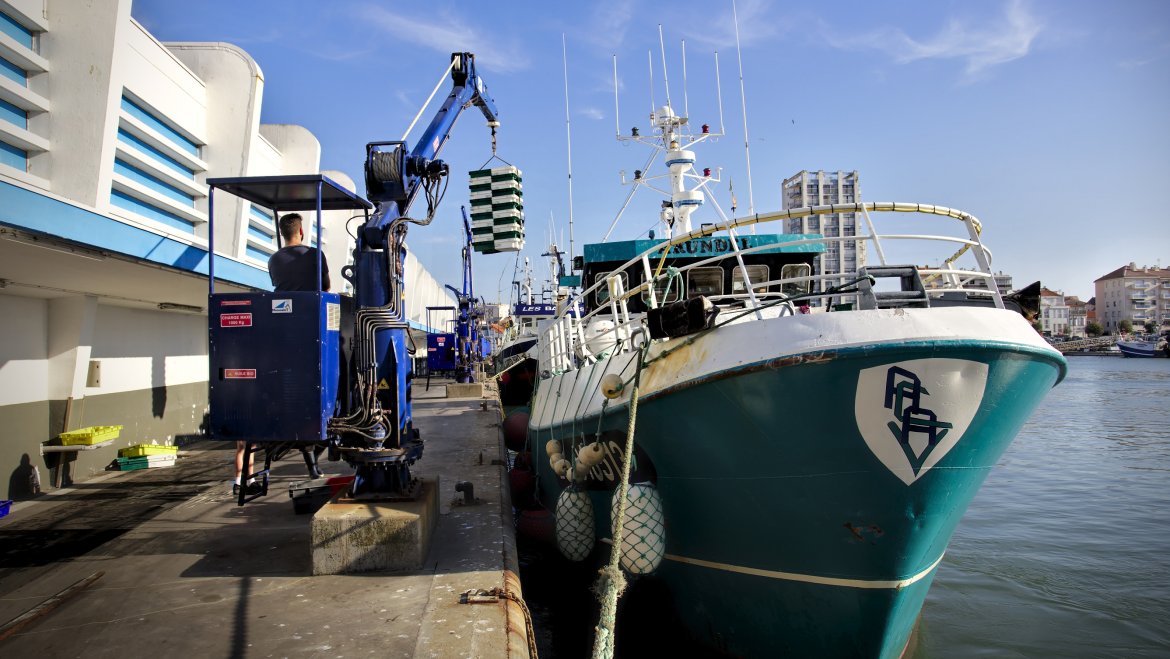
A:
[0,382,529,659]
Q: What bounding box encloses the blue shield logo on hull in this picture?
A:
[855,359,987,485]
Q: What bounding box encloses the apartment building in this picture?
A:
[781,170,863,302]
[1093,263,1170,333]
[1065,295,1088,338]
[1039,287,1070,336]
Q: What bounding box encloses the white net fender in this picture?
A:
[555,485,596,561]
[611,482,665,574]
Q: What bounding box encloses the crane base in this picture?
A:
[310,478,438,574]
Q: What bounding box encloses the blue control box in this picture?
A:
[208,291,340,442]
[427,332,457,372]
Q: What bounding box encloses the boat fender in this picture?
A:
[508,467,536,510]
[600,373,624,399]
[611,482,666,574]
[555,486,596,561]
[545,440,562,457]
[578,442,605,467]
[553,458,571,479]
[573,459,593,482]
[502,409,530,453]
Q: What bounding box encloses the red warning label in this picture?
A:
[220,300,251,307]
[224,368,257,379]
[220,313,252,327]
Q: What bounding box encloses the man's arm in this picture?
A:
[320,250,331,292]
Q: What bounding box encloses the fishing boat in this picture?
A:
[494,256,578,405]
[1116,334,1169,358]
[525,99,1067,658]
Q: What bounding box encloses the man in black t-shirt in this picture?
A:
[251,212,329,487]
[268,213,330,292]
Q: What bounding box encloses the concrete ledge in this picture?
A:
[446,383,484,398]
[310,479,438,575]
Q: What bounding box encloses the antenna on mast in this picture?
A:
[613,54,621,137]
[647,49,656,113]
[714,50,726,135]
[561,33,576,265]
[681,39,690,119]
[732,0,757,226]
[658,25,672,111]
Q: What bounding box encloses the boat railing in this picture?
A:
[537,202,1001,375]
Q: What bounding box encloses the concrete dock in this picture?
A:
[0,383,531,658]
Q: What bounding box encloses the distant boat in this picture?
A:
[1116,336,1169,358]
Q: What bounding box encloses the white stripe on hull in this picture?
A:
[599,537,944,589]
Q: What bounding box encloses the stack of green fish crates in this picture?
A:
[469,166,524,253]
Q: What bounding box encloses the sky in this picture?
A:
[132,0,1170,302]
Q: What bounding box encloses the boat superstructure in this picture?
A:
[525,96,1066,656]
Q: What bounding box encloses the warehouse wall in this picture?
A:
[0,294,218,498]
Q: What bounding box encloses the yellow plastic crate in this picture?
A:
[118,444,178,458]
[59,425,123,446]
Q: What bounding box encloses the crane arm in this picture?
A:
[362,52,498,244]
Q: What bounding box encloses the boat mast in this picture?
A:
[561,34,576,267]
[732,0,757,230]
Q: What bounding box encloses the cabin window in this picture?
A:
[687,267,724,297]
[732,265,770,294]
[641,271,684,306]
[594,272,629,306]
[780,264,811,297]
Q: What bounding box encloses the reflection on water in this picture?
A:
[914,357,1170,657]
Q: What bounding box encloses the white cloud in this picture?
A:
[581,0,637,52]
[579,107,605,120]
[357,4,530,73]
[824,0,1043,80]
[679,0,783,50]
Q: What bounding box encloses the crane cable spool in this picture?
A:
[368,149,402,188]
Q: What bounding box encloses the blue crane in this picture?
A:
[206,53,499,503]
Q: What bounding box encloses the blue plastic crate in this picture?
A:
[0,500,12,518]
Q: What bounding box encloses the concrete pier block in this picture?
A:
[310,479,438,574]
[446,383,484,398]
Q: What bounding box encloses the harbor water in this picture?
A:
[517,356,1170,657]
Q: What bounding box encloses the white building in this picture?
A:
[0,0,453,495]
[781,170,864,303]
[1094,263,1170,334]
[1039,288,1069,336]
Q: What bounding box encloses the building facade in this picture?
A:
[1093,263,1170,334]
[781,170,863,302]
[1039,288,1070,336]
[0,0,453,497]
[1065,295,1087,338]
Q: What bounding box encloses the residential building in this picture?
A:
[922,269,1013,295]
[1093,263,1170,333]
[1066,295,1088,338]
[1039,288,1070,336]
[781,170,863,303]
[0,0,454,495]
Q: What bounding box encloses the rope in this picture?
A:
[591,342,649,659]
[479,153,515,168]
